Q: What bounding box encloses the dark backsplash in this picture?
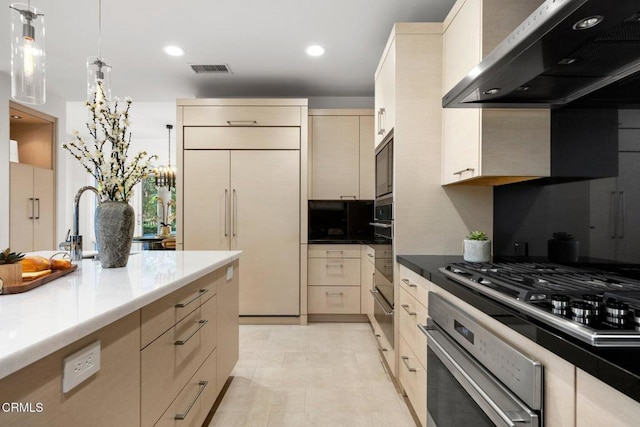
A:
[308,200,373,243]
[494,109,640,264]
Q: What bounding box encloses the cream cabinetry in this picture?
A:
[307,244,361,314]
[441,0,550,185]
[9,102,56,253]
[309,110,374,200]
[361,245,374,315]
[398,265,429,426]
[576,368,640,427]
[178,99,306,317]
[0,313,141,427]
[9,163,55,253]
[375,42,396,148]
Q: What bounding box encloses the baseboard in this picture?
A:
[307,314,369,323]
[239,316,301,325]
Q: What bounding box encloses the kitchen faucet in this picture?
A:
[70,186,101,261]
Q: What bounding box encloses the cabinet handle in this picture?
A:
[453,168,475,176]
[226,120,257,126]
[174,319,209,345]
[619,191,625,239]
[27,198,35,220]
[610,191,617,239]
[35,198,40,219]
[224,189,229,237]
[232,189,237,237]
[401,356,417,372]
[339,195,357,200]
[367,253,374,258]
[174,380,208,420]
[325,263,344,268]
[175,289,209,308]
[402,278,417,288]
[326,250,344,257]
[325,292,344,297]
[378,108,386,135]
[401,304,417,316]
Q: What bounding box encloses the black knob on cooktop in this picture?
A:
[571,301,594,325]
[551,294,570,310]
[605,300,630,327]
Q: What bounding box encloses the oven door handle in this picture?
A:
[426,327,538,427]
[370,289,394,316]
[369,222,392,229]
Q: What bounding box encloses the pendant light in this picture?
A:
[154,125,176,189]
[9,1,45,105]
[87,0,112,101]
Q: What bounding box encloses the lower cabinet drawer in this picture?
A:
[308,286,361,313]
[154,349,218,427]
[308,258,361,286]
[399,287,428,368]
[399,335,427,427]
[141,295,217,427]
[399,265,430,308]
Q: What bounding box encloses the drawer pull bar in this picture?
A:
[325,292,344,297]
[401,279,417,288]
[175,320,208,346]
[226,120,257,126]
[339,195,357,200]
[453,168,475,176]
[175,289,209,308]
[325,263,344,268]
[174,380,208,420]
[401,304,417,316]
[401,356,417,372]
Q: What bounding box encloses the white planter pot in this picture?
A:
[463,240,491,263]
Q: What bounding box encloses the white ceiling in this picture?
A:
[1,0,456,103]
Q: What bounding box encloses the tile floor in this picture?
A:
[208,322,418,427]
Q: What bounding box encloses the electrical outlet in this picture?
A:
[62,340,100,393]
[514,241,529,256]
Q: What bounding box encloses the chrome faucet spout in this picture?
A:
[71,186,101,261]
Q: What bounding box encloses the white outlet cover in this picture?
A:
[226,265,233,281]
[62,340,101,393]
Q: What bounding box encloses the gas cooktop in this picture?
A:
[440,262,640,347]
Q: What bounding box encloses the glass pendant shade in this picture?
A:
[87,56,112,101]
[10,3,45,105]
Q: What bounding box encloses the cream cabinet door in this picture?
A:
[310,116,360,200]
[359,115,375,200]
[10,162,35,253]
[375,41,396,148]
[33,167,55,251]
[230,150,300,315]
[183,150,231,251]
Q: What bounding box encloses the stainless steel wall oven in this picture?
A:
[420,293,543,427]
[370,197,393,347]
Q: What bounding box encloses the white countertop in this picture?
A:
[0,250,241,381]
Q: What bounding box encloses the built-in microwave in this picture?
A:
[375,136,393,200]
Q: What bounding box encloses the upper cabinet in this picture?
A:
[441,0,550,186]
[309,110,374,200]
[9,102,56,252]
[375,42,396,148]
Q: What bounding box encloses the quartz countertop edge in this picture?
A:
[0,250,241,381]
[396,254,640,404]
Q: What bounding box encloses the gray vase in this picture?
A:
[95,201,135,268]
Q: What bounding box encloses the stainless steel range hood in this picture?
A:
[443,0,640,108]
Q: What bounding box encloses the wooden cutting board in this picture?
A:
[1,264,78,295]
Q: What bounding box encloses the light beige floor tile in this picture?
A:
[268,411,373,427]
[332,366,393,387]
[217,386,306,413]
[251,367,334,387]
[371,410,417,427]
[209,411,271,427]
[304,386,402,413]
[235,351,286,369]
[282,351,360,369]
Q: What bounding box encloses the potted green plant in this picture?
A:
[548,232,579,263]
[464,231,491,263]
[0,248,25,289]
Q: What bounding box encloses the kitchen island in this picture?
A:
[0,250,241,427]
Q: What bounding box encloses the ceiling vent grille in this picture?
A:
[190,64,232,74]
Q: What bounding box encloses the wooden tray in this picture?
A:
[1,264,78,295]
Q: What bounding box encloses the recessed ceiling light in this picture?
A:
[305,45,325,57]
[11,115,22,119]
[164,45,184,56]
